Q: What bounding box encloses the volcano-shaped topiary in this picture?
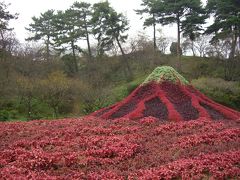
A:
[92,66,240,121]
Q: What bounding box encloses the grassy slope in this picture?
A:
[1,54,239,121]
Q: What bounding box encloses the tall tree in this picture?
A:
[182,9,206,56]
[158,0,206,69]
[92,1,114,57]
[206,0,240,59]
[0,1,18,51]
[71,2,93,59]
[206,0,240,80]
[92,1,132,78]
[136,0,164,51]
[53,9,82,73]
[108,11,129,56]
[26,10,56,60]
[109,10,132,78]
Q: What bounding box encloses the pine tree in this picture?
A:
[206,0,240,80]
[136,0,165,51]
[71,2,93,59]
[53,9,83,72]
[92,1,114,57]
[206,0,240,59]
[26,10,56,60]
[158,0,206,69]
[92,1,132,78]
[0,2,18,51]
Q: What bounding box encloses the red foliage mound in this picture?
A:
[92,76,240,121]
[0,117,240,179]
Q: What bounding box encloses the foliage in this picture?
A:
[16,76,37,120]
[92,1,129,57]
[142,66,189,85]
[0,117,239,178]
[192,77,240,110]
[39,71,74,118]
[0,2,17,31]
[25,10,56,60]
[156,0,206,59]
[205,0,240,59]
[0,110,17,121]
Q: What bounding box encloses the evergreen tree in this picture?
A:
[0,1,18,51]
[0,2,17,31]
[136,0,165,50]
[71,2,93,59]
[92,1,132,78]
[157,0,206,68]
[206,0,240,59]
[206,0,240,80]
[92,1,114,57]
[26,10,56,60]
[53,9,82,72]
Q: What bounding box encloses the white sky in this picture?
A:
[5,0,207,45]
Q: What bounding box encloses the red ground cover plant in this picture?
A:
[0,117,240,179]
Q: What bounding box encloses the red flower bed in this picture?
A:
[0,117,239,179]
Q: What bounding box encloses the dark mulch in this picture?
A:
[110,100,138,119]
[200,102,226,120]
[96,106,114,117]
[143,97,168,120]
[110,84,156,119]
[161,82,199,120]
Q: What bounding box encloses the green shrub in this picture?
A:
[127,81,140,94]
[192,77,240,110]
[0,110,17,121]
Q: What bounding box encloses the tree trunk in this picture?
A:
[84,17,92,60]
[0,30,6,50]
[46,35,50,61]
[225,26,238,80]
[71,41,78,73]
[229,26,237,59]
[116,36,133,79]
[153,13,157,51]
[53,106,58,119]
[191,40,195,56]
[27,94,32,120]
[176,14,181,71]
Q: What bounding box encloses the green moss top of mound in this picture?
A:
[142,66,189,85]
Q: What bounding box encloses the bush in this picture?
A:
[192,77,240,110]
[0,110,17,121]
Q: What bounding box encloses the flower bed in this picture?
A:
[0,117,239,179]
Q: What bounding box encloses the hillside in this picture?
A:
[0,66,239,179]
[1,54,240,121]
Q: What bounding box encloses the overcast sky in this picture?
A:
[5,0,207,44]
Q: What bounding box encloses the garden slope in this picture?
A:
[0,117,240,179]
[1,66,240,179]
[92,66,240,121]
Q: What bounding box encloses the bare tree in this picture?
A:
[194,35,211,57]
[157,29,170,54]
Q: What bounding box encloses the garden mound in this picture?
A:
[92,66,240,121]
